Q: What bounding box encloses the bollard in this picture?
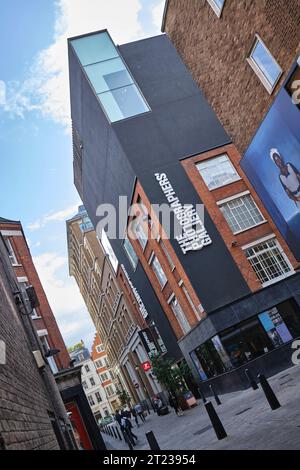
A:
[198,387,207,404]
[116,426,122,441]
[146,431,161,450]
[112,426,118,439]
[209,384,221,405]
[245,369,258,390]
[204,401,227,440]
[258,374,281,410]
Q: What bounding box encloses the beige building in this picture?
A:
[66,206,162,406]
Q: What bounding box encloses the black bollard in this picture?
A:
[112,426,118,439]
[198,386,207,403]
[258,374,281,410]
[146,431,161,450]
[204,401,227,440]
[245,369,258,390]
[209,384,221,405]
[116,426,122,441]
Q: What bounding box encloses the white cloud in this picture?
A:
[28,204,78,231]
[33,251,95,348]
[151,0,165,30]
[0,80,6,106]
[1,0,144,127]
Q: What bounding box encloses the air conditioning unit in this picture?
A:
[33,350,45,369]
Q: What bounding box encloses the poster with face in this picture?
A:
[241,62,300,261]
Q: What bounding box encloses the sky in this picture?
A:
[0,0,165,350]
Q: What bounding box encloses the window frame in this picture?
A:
[247,34,282,94]
[243,235,294,287]
[217,190,267,234]
[149,252,168,289]
[207,0,226,17]
[5,238,19,266]
[196,153,241,191]
[123,235,139,270]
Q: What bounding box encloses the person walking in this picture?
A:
[121,411,138,446]
[134,402,146,423]
[168,392,183,416]
[130,407,139,427]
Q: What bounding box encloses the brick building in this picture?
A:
[66,207,163,406]
[0,217,70,372]
[162,0,300,154]
[0,234,75,450]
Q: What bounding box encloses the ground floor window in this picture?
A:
[191,298,300,381]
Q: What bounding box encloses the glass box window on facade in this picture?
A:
[70,31,150,122]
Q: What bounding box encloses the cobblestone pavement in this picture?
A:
[102,364,300,450]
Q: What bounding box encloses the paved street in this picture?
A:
[102,364,300,450]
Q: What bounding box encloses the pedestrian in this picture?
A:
[134,402,146,423]
[115,410,122,426]
[130,407,139,427]
[121,411,138,446]
[168,392,183,416]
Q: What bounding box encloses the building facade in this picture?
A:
[0,234,75,450]
[162,0,300,153]
[66,207,162,405]
[0,217,70,373]
[69,342,113,420]
[68,30,300,393]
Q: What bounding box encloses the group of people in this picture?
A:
[114,403,148,447]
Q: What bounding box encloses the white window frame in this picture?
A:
[196,154,241,191]
[182,284,202,321]
[242,235,294,287]
[5,238,18,266]
[159,239,175,271]
[123,235,138,270]
[169,296,191,335]
[133,220,147,251]
[247,34,282,94]
[207,0,226,17]
[149,252,168,289]
[96,344,104,353]
[217,190,267,234]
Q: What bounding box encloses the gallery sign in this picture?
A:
[154,173,212,254]
[121,264,149,319]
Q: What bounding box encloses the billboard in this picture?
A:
[241,62,300,260]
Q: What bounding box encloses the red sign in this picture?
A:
[141,361,151,372]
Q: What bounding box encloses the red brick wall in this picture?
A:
[0,221,70,370]
[181,144,299,291]
[163,0,300,153]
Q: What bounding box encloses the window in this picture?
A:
[123,236,138,269]
[150,254,167,288]
[82,380,88,390]
[159,240,175,270]
[219,193,265,234]
[71,32,150,122]
[169,297,191,335]
[96,344,104,353]
[90,377,96,387]
[244,238,293,286]
[248,36,282,93]
[207,0,225,17]
[196,154,240,190]
[40,336,58,374]
[84,364,90,373]
[133,221,147,250]
[100,372,109,383]
[78,353,85,362]
[5,238,18,265]
[95,392,102,403]
[104,357,110,367]
[105,384,115,397]
[87,395,95,406]
[110,370,115,380]
[95,359,103,369]
[182,285,202,321]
